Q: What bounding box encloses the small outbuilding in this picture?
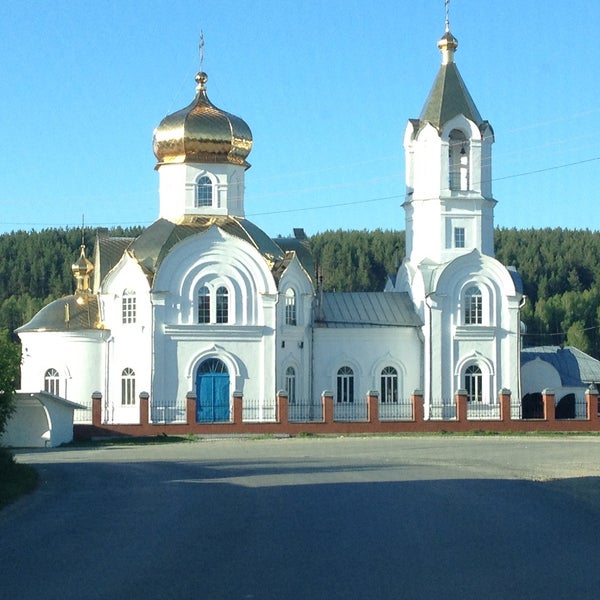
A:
[1,391,85,448]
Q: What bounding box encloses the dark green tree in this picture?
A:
[0,329,21,436]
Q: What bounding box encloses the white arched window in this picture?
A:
[197,284,231,324]
[121,368,136,405]
[285,366,296,404]
[216,286,229,324]
[195,175,213,207]
[285,288,297,325]
[380,366,398,403]
[44,368,60,396]
[198,285,210,323]
[464,285,483,325]
[465,365,482,403]
[336,366,354,404]
[449,129,469,191]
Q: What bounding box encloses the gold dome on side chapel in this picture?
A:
[153,71,253,169]
[72,244,94,297]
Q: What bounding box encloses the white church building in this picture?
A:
[15,25,594,434]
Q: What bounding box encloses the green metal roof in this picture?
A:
[419,61,482,129]
[129,217,287,280]
[316,292,422,328]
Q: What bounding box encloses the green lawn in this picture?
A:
[0,447,38,510]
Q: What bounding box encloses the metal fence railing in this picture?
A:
[242,398,276,422]
[466,402,501,420]
[379,399,413,421]
[288,400,323,423]
[429,400,456,420]
[334,400,368,422]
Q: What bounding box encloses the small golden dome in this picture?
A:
[437,30,458,64]
[72,245,93,295]
[153,71,253,168]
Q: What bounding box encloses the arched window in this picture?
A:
[465,365,482,403]
[449,130,469,191]
[381,366,398,403]
[122,290,136,324]
[285,366,296,404]
[198,285,210,323]
[216,286,229,324]
[197,284,231,324]
[285,288,297,325]
[44,368,60,396]
[464,286,483,325]
[195,175,213,207]
[336,366,354,404]
[121,368,136,405]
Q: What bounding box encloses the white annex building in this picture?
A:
[15,24,595,434]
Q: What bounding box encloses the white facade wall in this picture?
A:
[99,254,153,424]
[158,162,246,221]
[19,329,106,423]
[312,327,423,401]
[276,258,315,402]
[151,226,280,421]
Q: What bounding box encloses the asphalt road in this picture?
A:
[2,436,600,600]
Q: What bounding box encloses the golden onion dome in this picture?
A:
[437,29,458,64]
[72,245,93,296]
[153,72,253,168]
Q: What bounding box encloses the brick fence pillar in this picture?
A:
[542,389,555,421]
[232,391,243,425]
[367,390,379,423]
[139,391,149,425]
[585,385,599,422]
[277,390,289,424]
[322,390,334,424]
[412,390,424,422]
[499,388,512,421]
[91,391,102,426]
[455,389,468,423]
[186,391,196,424]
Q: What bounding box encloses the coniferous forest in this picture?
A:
[1,227,600,357]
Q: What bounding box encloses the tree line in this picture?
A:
[1,226,600,357]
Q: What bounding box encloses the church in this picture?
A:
[14,23,595,434]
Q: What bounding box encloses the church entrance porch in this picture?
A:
[196,358,230,422]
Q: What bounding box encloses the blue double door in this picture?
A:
[196,358,230,422]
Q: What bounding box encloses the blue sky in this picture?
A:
[1,0,599,238]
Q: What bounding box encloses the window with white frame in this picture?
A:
[454,227,465,249]
[121,368,136,405]
[44,368,60,396]
[198,285,211,323]
[122,290,137,324]
[336,366,354,403]
[380,366,398,403]
[465,365,482,402]
[464,285,483,325]
[216,286,229,324]
[285,366,296,404]
[285,288,297,325]
[195,175,213,207]
[197,284,230,324]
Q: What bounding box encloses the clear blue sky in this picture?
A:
[2,0,599,238]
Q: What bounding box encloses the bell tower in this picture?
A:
[403,21,495,266]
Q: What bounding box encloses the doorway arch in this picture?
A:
[196,358,230,422]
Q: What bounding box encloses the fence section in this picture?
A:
[77,387,600,439]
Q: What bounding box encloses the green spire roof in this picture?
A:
[419,30,483,129]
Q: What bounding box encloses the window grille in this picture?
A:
[121,368,136,405]
[336,366,354,403]
[44,368,60,396]
[195,176,213,207]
